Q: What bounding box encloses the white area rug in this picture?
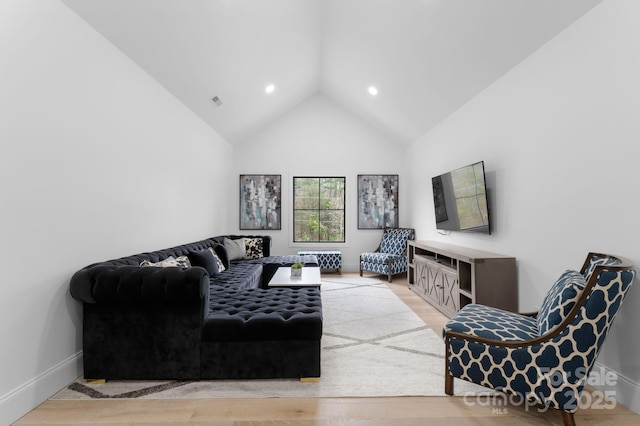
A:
[53,276,485,399]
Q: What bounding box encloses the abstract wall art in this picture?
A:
[357,174,399,229]
[239,174,281,230]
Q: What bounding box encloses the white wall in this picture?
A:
[234,93,408,271]
[0,1,233,423]
[408,0,640,412]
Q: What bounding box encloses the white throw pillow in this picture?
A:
[140,256,191,268]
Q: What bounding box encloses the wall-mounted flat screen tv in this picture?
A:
[431,161,490,234]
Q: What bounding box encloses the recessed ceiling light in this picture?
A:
[265,84,275,94]
[368,86,378,96]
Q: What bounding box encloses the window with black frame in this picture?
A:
[293,176,345,242]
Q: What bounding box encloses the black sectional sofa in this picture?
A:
[70,235,322,380]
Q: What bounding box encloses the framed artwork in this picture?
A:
[358,174,399,229]
[239,174,281,230]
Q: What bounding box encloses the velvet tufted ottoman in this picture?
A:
[201,286,322,379]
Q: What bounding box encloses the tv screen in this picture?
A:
[431,161,490,234]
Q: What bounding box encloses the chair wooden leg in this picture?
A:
[444,337,454,395]
[445,369,454,396]
[388,273,392,283]
[560,411,575,426]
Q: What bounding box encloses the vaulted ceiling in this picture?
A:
[60,0,601,144]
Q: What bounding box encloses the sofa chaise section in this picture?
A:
[201,286,322,379]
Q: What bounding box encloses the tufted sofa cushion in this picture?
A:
[209,262,263,290]
[202,287,322,341]
[238,254,319,288]
[537,269,586,335]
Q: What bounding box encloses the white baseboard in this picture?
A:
[0,352,82,425]
[591,362,640,415]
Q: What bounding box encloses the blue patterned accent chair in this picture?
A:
[359,227,415,282]
[443,252,635,426]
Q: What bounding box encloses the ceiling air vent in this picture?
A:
[210,96,223,107]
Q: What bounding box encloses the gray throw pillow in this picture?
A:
[224,238,246,261]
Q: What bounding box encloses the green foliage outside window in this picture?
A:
[293,177,345,242]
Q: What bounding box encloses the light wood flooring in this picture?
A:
[14,273,640,425]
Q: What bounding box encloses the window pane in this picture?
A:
[294,210,317,242]
[320,177,345,209]
[320,210,345,242]
[293,210,317,241]
[294,177,319,209]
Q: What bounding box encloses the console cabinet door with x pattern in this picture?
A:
[440,266,460,315]
[408,241,517,317]
[414,260,429,298]
[416,255,459,318]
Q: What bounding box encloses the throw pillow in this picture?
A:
[213,244,229,269]
[187,249,219,276]
[140,255,191,268]
[224,238,246,261]
[208,247,226,272]
[244,237,264,259]
[537,269,587,335]
[174,255,191,268]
